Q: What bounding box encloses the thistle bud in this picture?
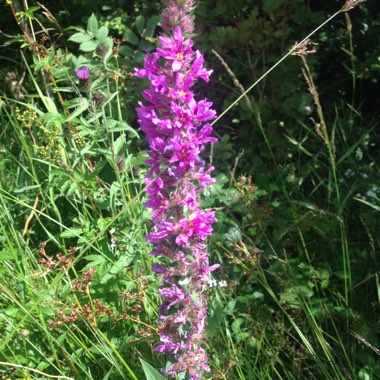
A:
[96,43,110,57]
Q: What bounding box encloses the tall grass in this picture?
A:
[1,1,378,379]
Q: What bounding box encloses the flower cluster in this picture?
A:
[161,0,195,34]
[135,7,218,378]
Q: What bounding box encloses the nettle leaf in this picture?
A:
[87,13,99,35]
[96,26,109,42]
[79,40,98,52]
[135,15,145,35]
[68,32,91,44]
[140,358,166,380]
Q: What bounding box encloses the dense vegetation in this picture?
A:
[0,0,379,379]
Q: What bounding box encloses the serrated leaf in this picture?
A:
[140,358,166,380]
[79,40,98,52]
[87,13,98,34]
[96,26,109,42]
[68,32,92,43]
[135,15,145,35]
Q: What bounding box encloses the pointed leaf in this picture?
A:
[135,15,145,35]
[96,26,109,42]
[87,13,99,34]
[139,359,166,380]
[79,40,98,52]
[68,32,92,43]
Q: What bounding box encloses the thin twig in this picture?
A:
[211,10,342,126]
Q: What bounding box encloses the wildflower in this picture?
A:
[75,66,90,80]
[135,2,218,378]
[75,66,92,92]
[161,0,195,34]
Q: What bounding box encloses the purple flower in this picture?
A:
[75,66,90,81]
[135,4,218,379]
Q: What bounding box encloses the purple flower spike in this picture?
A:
[75,66,90,81]
[135,2,218,379]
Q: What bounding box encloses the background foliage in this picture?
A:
[0,0,379,379]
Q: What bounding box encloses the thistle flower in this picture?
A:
[75,66,90,81]
[75,66,92,92]
[135,3,217,378]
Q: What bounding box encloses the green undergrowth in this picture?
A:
[0,1,379,379]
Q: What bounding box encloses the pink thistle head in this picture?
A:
[75,66,90,81]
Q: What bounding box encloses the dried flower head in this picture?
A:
[92,92,107,108]
[291,39,318,57]
[342,0,366,12]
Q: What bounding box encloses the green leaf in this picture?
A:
[354,197,380,211]
[263,0,283,12]
[13,184,41,194]
[135,15,145,35]
[140,358,166,380]
[82,255,107,270]
[119,45,134,57]
[113,135,126,157]
[65,99,90,122]
[96,26,109,42]
[60,227,83,238]
[100,254,135,284]
[145,16,160,37]
[79,40,98,52]
[124,29,139,45]
[87,13,99,35]
[107,121,139,138]
[68,32,92,43]
[110,182,121,213]
[0,251,15,261]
